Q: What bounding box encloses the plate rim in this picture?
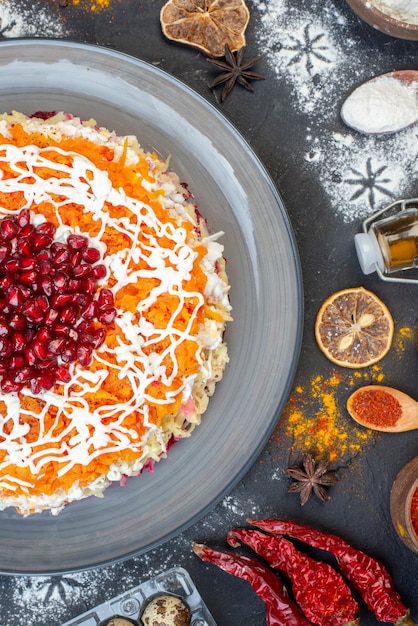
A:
[0,38,304,574]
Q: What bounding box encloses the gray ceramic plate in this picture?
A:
[0,39,303,574]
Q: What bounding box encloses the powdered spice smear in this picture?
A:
[279,371,381,462]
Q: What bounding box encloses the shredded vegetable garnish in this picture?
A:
[0,111,231,515]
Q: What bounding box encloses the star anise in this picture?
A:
[287,453,338,506]
[207,44,265,102]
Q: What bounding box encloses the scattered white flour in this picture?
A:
[0,1,68,37]
[370,0,418,24]
[341,76,418,134]
[5,535,192,626]
[253,0,418,223]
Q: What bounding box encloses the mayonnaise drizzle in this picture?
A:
[0,136,223,490]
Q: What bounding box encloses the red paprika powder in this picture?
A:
[410,485,418,539]
[351,388,402,427]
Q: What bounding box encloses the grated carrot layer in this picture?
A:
[0,117,226,507]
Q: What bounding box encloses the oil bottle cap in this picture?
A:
[354,231,385,275]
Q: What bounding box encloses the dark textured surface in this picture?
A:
[0,0,417,625]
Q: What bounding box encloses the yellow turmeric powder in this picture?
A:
[278,324,416,462]
[69,0,113,12]
[280,370,374,462]
[393,326,414,358]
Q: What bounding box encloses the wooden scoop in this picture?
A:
[346,385,418,432]
[341,69,418,135]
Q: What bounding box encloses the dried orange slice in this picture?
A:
[315,287,394,368]
[160,0,250,58]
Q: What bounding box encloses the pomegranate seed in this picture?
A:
[21,302,44,323]
[91,264,107,279]
[19,224,35,239]
[7,285,25,307]
[0,276,12,290]
[37,373,56,390]
[53,323,71,337]
[98,307,116,325]
[56,366,71,383]
[17,209,30,228]
[71,293,88,307]
[0,244,11,263]
[40,276,53,296]
[9,354,26,370]
[30,378,43,394]
[4,259,19,273]
[48,337,67,354]
[44,308,59,326]
[92,328,106,348]
[35,295,49,312]
[0,219,18,240]
[60,306,77,325]
[68,328,78,341]
[67,234,88,251]
[79,335,94,349]
[0,338,11,357]
[70,250,83,268]
[11,331,26,352]
[61,343,77,363]
[25,347,37,366]
[58,265,73,278]
[52,247,71,265]
[67,278,81,292]
[36,327,52,343]
[98,289,114,308]
[36,222,56,238]
[0,321,8,336]
[19,258,37,270]
[82,247,101,263]
[77,345,93,366]
[81,301,97,320]
[32,340,48,361]
[13,366,33,383]
[77,320,93,333]
[51,293,74,308]
[37,249,52,261]
[16,238,32,257]
[82,277,96,295]
[38,260,53,276]
[9,313,26,330]
[32,234,52,251]
[36,358,56,370]
[1,378,22,393]
[72,264,91,279]
[52,271,69,292]
[19,270,39,285]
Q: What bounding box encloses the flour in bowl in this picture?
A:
[369,0,418,24]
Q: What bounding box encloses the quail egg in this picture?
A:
[141,594,191,626]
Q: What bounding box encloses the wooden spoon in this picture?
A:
[341,70,418,135]
[346,385,418,432]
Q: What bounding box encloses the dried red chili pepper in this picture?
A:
[192,542,311,626]
[227,527,359,626]
[248,518,415,626]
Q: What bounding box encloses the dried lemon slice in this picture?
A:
[315,287,394,368]
[160,0,250,58]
